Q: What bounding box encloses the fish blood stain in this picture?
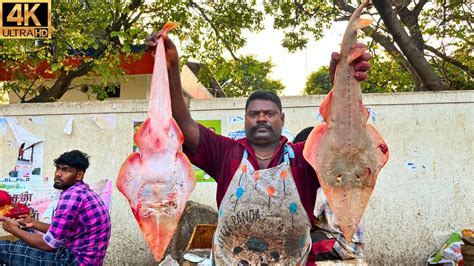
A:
[379,144,388,154]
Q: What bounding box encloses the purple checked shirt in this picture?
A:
[43,181,111,265]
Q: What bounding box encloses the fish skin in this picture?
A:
[116,22,196,262]
[303,0,389,241]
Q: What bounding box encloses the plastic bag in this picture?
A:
[428,228,464,264]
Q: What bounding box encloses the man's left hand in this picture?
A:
[0,216,20,234]
[329,43,372,84]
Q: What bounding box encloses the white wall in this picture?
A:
[0,90,472,264]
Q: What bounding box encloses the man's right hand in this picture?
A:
[329,43,371,85]
[145,31,180,70]
[17,214,35,228]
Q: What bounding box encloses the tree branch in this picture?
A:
[294,1,320,17]
[332,0,356,14]
[188,0,239,60]
[335,15,352,22]
[413,0,428,17]
[6,82,24,102]
[425,45,474,76]
[24,0,144,102]
[397,6,424,50]
[23,76,39,98]
[364,26,422,89]
[373,0,444,91]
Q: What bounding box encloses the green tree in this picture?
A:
[305,57,418,95]
[303,66,331,95]
[265,0,473,91]
[363,53,416,93]
[0,0,265,102]
[3,0,472,102]
[304,53,417,94]
[208,55,285,97]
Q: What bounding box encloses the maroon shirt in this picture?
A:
[184,124,320,224]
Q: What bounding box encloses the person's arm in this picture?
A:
[0,216,54,251]
[17,214,50,233]
[41,192,82,251]
[146,32,200,154]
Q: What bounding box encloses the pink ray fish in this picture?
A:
[303,0,389,241]
[116,22,196,261]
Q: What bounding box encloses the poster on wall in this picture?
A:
[194,120,221,182]
[0,117,47,221]
[131,119,221,182]
[38,179,113,221]
[132,120,142,153]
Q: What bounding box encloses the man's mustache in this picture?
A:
[250,124,273,133]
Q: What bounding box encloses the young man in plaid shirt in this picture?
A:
[0,150,111,265]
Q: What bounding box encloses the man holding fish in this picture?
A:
[143,0,388,263]
[146,39,368,266]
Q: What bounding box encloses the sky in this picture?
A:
[238,17,347,96]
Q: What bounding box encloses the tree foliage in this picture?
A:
[362,53,416,93]
[0,0,265,102]
[303,66,331,95]
[204,55,285,97]
[1,0,472,102]
[304,52,416,95]
[265,0,473,92]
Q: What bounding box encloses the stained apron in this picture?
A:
[213,145,312,265]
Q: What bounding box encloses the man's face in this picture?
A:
[245,99,285,146]
[53,164,83,190]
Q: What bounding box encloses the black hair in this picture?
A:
[293,126,314,143]
[54,150,90,171]
[245,90,282,112]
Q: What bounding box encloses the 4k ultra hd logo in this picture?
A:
[0,0,51,38]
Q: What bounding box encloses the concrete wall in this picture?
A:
[0,91,472,264]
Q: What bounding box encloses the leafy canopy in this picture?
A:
[267,0,473,92]
[304,52,416,95]
[208,55,285,97]
[2,0,472,102]
[0,0,266,102]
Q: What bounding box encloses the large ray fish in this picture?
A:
[116,22,196,261]
[303,0,389,241]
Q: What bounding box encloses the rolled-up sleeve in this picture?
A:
[43,231,65,248]
[43,192,82,249]
[183,123,236,182]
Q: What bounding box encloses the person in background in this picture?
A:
[293,126,314,144]
[0,150,111,265]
